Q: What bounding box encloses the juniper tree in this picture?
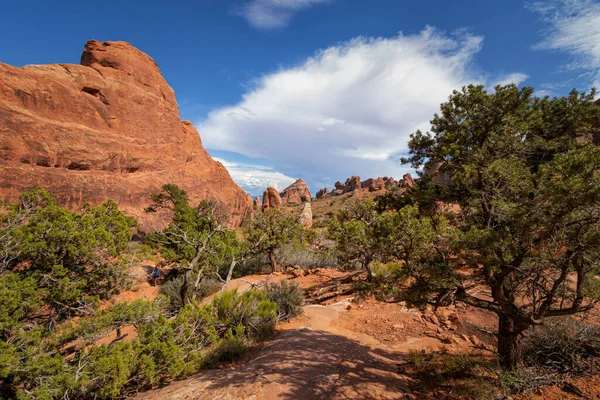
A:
[146,184,228,302]
[246,208,303,273]
[402,84,600,369]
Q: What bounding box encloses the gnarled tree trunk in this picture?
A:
[268,250,278,273]
[498,314,522,370]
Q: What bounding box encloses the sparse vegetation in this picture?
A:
[265,280,305,321]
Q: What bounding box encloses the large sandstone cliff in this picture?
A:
[0,40,252,230]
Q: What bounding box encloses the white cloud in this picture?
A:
[213,158,296,196]
[238,0,332,30]
[530,0,600,90]
[492,72,529,87]
[199,27,524,190]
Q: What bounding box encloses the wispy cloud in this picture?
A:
[237,0,332,30]
[492,72,529,87]
[530,0,600,90]
[198,27,526,189]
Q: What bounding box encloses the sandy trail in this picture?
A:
[136,282,442,400]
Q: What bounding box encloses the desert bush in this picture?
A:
[275,243,337,269]
[408,349,487,379]
[212,288,278,340]
[265,280,304,321]
[160,275,221,309]
[522,317,600,374]
[406,349,501,399]
[235,252,272,277]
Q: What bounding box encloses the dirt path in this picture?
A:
[134,269,487,400]
[136,294,444,400]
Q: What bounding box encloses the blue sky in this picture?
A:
[2,0,600,196]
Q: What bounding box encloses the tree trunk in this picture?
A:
[181,269,193,306]
[498,314,521,370]
[268,250,278,273]
[222,259,237,293]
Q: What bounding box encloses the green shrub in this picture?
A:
[265,280,304,321]
[160,275,221,309]
[212,288,277,340]
[276,244,338,269]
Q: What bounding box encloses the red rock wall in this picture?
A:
[0,40,252,230]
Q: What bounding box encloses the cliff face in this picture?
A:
[0,40,252,230]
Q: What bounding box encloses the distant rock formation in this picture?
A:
[314,173,418,199]
[316,188,329,199]
[280,179,312,205]
[368,177,386,192]
[423,161,453,185]
[0,40,252,230]
[402,173,415,188]
[253,197,262,208]
[262,187,282,211]
[345,176,362,192]
[299,203,313,228]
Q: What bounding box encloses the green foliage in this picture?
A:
[329,200,451,284]
[265,280,305,321]
[146,184,245,305]
[246,208,304,272]
[145,184,226,265]
[160,275,221,309]
[5,287,277,399]
[401,84,600,368]
[0,189,135,325]
[212,288,277,340]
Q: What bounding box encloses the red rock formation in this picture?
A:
[316,188,329,199]
[344,176,362,192]
[253,197,263,208]
[402,173,415,188]
[385,177,397,187]
[280,179,312,205]
[262,187,282,211]
[0,40,252,230]
[368,177,385,192]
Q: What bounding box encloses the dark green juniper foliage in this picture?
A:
[401,84,600,369]
[328,200,451,285]
[146,184,233,304]
[246,208,304,273]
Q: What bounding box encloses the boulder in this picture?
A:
[0,40,252,230]
[280,179,312,205]
[361,178,374,188]
[334,181,346,191]
[298,203,312,228]
[368,177,385,192]
[423,161,453,185]
[262,187,282,211]
[253,197,262,208]
[316,188,329,199]
[344,176,361,192]
[403,173,415,188]
[385,177,397,187]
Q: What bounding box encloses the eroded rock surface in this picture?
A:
[280,179,312,205]
[299,203,313,228]
[0,40,252,230]
[262,187,282,211]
